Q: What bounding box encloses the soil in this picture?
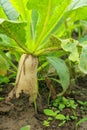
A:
[0,77,87,130]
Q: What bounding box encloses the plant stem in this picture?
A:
[38,62,48,72]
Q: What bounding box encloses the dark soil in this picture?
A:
[0,77,87,130]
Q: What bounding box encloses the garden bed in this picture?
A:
[0,77,87,130]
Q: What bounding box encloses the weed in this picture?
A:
[43,96,77,127]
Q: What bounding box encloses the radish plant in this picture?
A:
[0,0,87,105]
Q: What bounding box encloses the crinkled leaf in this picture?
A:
[61,39,79,62]
[47,56,70,94]
[0,19,28,52]
[0,0,19,20]
[79,47,87,74]
[49,35,62,48]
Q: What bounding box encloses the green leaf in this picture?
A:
[27,0,51,47]
[69,0,87,10]
[0,75,9,84]
[79,47,87,74]
[71,116,77,120]
[0,19,28,52]
[68,7,87,22]
[59,103,65,111]
[68,99,77,109]
[27,0,72,50]
[62,97,68,104]
[0,51,17,71]
[55,114,66,120]
[10,0,29,20]
[44,109,57,117]
[0,6,7,19]
[0,0,19,20]
[61,39,79,62]
[20,125,30,130]
[48,117,53,121]
[67,0,87,23]
[0,0,72,52]
[43,120,50,127]
[79,34,87,47]
[3,0,32,49]
[31,10,38,40]
[0,34,24,52]
[47,56,70,95]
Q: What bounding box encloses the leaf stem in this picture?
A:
[38,62,48,72]
[34,46,61,56]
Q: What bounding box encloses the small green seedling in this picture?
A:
[43,120,50,127]
[58,115,70,126]
[53,96,77,110]
[43,117,53,127]
[20,125,30,130]
[44,109,59,117]
[43,96,78,127]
